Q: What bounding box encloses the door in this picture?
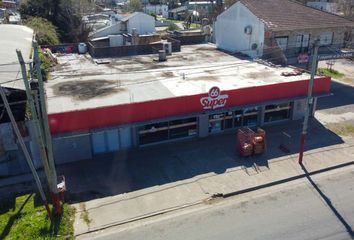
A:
[120,127,132,149]
[106,129,120,152]
[91,131,106,154]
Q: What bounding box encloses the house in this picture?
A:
[306,0,339,14]
[0,25,37,176]
[143,4,169,18]
[90,12,155,39]
[168,6,188,20]
[215,0,354,65]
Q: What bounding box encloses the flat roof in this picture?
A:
[0,24,33,90]
[47,43,314,114]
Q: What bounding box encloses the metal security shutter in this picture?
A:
[91,131,106,154]
[106,129,120,152]
[120,127,132,149]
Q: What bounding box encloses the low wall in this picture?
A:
[88,38,181,58]
[169,35,206,45]
[41,43,79,54]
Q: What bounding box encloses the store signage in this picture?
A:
[318,52,354,61]
[200,86,228,110]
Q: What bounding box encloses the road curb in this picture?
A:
[75,160,354,238]
[222,160,354,198]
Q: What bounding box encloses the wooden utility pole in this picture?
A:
[299,39,320,165]
[32,41,61,213]
[0,85,52,220]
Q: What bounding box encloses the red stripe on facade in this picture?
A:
[48,77,331,134]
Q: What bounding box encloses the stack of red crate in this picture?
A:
[237,127,255,157]
[253,128,266,155]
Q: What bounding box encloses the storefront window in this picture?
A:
[139,118,197,145]
[234,110,243,127]
[169,118,197,139]
[243,107,259,127]
[224,112,233,129]
[139,122,169,144]
[264,103,291,123]
[209,113,225,133]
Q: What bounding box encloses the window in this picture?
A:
[169,118,197,139]
[320,32,333,46]
[264,103,291,123]
[139,122,169,144]
[243,107,259,127]
[275,37,288,51]
[295,34,310,52]
[139,118,197,145]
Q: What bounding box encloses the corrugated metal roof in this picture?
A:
[240,0,354,31]
[0,24,34,90]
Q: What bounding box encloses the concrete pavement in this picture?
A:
[73,134,354,238]
[93,165,354,240]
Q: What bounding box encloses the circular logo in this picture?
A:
[208,86,220,99]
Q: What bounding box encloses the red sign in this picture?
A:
[200,87,229,110]
[48,77,331,134]
[298,53,309,63]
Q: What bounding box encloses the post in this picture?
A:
[32,42,61,214]
[0,86,52,220]
[299,39,320,165]
[16,50,57,197]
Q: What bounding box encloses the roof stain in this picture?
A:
[52,80,125,100]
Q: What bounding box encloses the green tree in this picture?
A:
[129,0,142,11]
[24,17,60,45]
[224,0,237,8]
[19,0,93,43]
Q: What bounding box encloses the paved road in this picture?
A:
[91,166,354,240]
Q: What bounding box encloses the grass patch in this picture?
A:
[318,68,345,79]
[79,203,91,226]
[190,23,201,28]
[327,122,354,137]
[0,194,75,239]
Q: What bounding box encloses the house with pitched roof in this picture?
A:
[215,0,354,65]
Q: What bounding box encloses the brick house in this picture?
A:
[215,0,354,66]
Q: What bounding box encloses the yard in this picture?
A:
[0,194,75,239]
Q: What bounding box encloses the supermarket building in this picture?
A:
[46,44,331,164]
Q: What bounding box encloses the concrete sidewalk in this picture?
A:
[73,139,354,238]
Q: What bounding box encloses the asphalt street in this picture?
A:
[91,166,354,240]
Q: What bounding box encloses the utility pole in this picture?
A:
[16,50,58,201]
[0,86,52,220]
[32,41,61,214]
[298,39,320,165]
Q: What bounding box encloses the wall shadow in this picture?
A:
[58,117,345,203]
[316,80,354,110]
[301,164,354,239]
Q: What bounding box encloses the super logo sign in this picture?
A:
[200,87,229,110]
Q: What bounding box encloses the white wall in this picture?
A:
[127,12,155,35]
[215,2,265,58]
[144,4,169,18]
[307,2,338,13]
[91,23,122,39]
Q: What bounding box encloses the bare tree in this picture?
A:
[337,0,354,17]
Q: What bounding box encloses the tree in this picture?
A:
[24,17,60,45]
[337,0,354,18]
[129,0,142,11]
[19,0,94,43]
[224,0,237,9]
